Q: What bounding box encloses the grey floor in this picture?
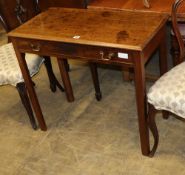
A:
[1,24,185,175]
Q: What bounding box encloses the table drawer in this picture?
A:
[15,39,133,65]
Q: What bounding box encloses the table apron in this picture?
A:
[14,38,136,66]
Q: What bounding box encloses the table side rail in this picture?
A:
[13,38,134,66]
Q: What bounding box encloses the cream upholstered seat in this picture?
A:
[0,42,45,129]
[148,61,185,119]
[147,0,185,157]
[0,43,44,86]
[0,0,66,130]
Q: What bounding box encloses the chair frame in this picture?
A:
[147,0,185,157]
[0,0,64,129]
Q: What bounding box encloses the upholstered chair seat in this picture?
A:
[0,43,44,86]
[148,61,185,119]
[0,42,46,129]
[147,0,185,157]
[0,0,67,130]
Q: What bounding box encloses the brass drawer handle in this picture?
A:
[30,43,41,52]
[108,52,115,60]
[100,51,115,60]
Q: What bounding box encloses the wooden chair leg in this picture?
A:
[44,56,64,92]
[162,111,169,120]
[89,62,102,101]
[147,104,159,157]
[171,35,180,66]
[16,82,37,130]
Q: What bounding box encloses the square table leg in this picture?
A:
[12,39,47,131]
[133,51,150,156]
[57,58,75,102]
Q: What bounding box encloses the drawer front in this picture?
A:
[16,38,133,65]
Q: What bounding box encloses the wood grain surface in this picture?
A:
[9,8,168,51]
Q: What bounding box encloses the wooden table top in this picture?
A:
[89,0,185,17]
[9,8,168,51]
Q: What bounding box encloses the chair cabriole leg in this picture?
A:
[148,104,159,157]
[162,111,169,119]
